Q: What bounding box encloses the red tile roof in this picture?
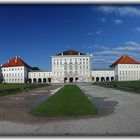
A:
[110,54,140,67]
[57,50,85,56]
[2,56,31,68]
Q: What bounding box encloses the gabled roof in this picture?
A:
[56,50,85,56]
[2,56,31,68]
[110,54,140,67]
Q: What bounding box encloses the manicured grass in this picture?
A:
[0,83,35,89]
[30,85,98,116]
[94,81,140,94]
[105,81,140,87]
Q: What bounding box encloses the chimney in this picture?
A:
[15,56,18,63]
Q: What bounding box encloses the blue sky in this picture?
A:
[1,4,140,70]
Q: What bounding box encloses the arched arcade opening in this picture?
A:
[33,78,37,83]
[101,77,105,82]
[69,77,73,83]
[38,78,42,83]
[106,77,109,82]
[43,78,47,83]
[96,77,100,82]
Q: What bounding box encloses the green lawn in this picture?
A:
[30,85,98,117]
[94,81,140,94]
[0,83,47,96]
[0,83,35,89]
[105,81,140,87]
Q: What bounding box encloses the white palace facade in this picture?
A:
[0,50,140,83]
[51,50,92,83]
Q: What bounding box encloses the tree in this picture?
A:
[32,67,40,70]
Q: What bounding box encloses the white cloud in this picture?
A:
[114,19,122,24]
[98,6,140,17]
[114,41,140,51]
[88,46,93,49]
[90,41,140,68]
[134,27,140,32]
[101,18,107,22]
[125,41,138,46]
[87,29,103,36]
[87,32,94,36]
[88,44,109,50]
[98,6,116,13]
[96,30,102,35]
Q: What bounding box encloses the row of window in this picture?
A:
[4,79,23,82]
[93,71,114,74]
[53,61,89,65]
[54,65,89,69]
[64,71,79,76]
[119,77,140,80]
[64,65,89,70]
[120,70,140,75]
[29,73,51,77]
[53,71,89,76]
[118,65,140,68]
[3,73,23,78]
[95,73,114,76]
[3,67,23,71]
[53,58,89,62]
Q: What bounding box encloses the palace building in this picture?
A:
[51,50,92,83]
[91,69,115,82]
[1,56,31,83]
[28,70,52,83]
[0,50,140,83]
[110,54,140,81]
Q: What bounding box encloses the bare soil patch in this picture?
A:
[0,85,61,124]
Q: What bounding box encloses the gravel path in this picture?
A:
[0,83,140,136]
[0,85,61,124]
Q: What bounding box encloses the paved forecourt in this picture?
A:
[0,83,140,135]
